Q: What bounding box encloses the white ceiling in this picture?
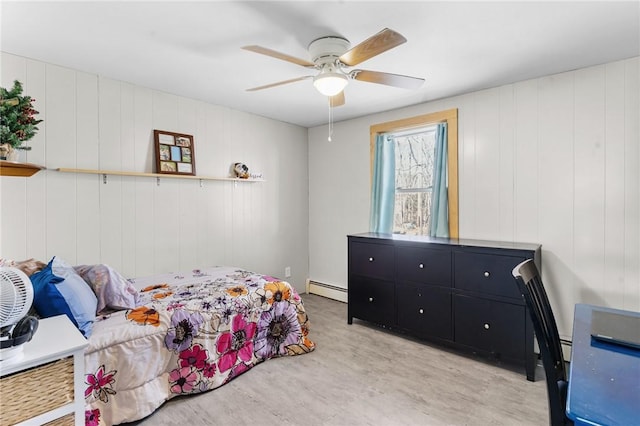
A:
[1,1,638,128]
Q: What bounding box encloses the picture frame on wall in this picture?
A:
[154,130,196,176]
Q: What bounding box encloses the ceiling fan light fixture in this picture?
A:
[313,72,348,97]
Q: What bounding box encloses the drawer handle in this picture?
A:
[419,308,424,314]
[484,271,490,278]
[484,323,490,330]
[368,297,374,302]
[369,257,374,262]
[419,263,424,269]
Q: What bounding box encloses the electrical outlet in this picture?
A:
[285,266,291,278]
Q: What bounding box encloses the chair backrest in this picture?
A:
[512,259,572,426]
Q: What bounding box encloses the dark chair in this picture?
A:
[512,259,573,426]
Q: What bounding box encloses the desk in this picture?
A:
[566,304,640,425]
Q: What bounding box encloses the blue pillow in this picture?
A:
[30,257,97,337]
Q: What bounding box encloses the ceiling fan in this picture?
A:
[242,28,425,107]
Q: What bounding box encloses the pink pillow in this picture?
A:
[74,264,140,314]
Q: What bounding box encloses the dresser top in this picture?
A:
[348,232,541,252]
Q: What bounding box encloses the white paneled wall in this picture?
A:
[0,52,310,293]
[309,57,639,339]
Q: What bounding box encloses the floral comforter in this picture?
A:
[83,267,315,426]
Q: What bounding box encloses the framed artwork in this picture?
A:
[154,130,196,176]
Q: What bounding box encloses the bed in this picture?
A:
[74,265,314,425]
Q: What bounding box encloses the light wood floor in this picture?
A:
[124,294,548,425]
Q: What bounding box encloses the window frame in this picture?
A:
[370,108,459,238]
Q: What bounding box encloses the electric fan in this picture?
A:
[0,267,39,361]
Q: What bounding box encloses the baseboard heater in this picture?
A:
[306,279,348,303]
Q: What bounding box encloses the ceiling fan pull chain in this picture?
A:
[328,98,334,142]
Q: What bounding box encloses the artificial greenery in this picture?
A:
[0,80,43,150]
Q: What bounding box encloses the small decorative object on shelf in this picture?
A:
[233,162,249,179]
[153,129,196,176]
[0,80,43,160]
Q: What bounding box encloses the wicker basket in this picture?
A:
[44,413,74,426]
[0,357,74,425]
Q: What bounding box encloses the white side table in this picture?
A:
[0,315,88,426]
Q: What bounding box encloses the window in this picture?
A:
[370,109,458,238]
[392,126,437,235]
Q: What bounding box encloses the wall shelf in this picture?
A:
[0,160,46,177]
[56,168,265,183]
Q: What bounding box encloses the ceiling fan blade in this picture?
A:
[246,76,313,92]
[242,45,316,68]
[329,91,345,107]
[352,70,424,90]
[339,28,407,66]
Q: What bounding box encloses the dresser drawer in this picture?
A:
[454,295,526,362]
[349,241,394,280]
[397,246,451,286]
[454,252,525,300]
[349,275,395,326]
[397,282,452,340]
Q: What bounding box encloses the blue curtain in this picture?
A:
[369,134,395,233]
[430,123,449,237]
